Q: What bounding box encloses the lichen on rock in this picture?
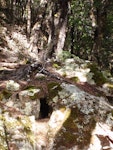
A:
[6,80,20,92]
[47,82,113,149]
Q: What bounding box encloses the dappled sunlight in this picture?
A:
[88,122,113,150]
[56,58,95,84]
[6,29,29,52]
[5,34,19,52]
[74,68,93,83]
[11,31,29,49]
[0,24,29,62]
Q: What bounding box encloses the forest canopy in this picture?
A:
[0,0,113,71]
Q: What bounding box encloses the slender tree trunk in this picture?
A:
[55,0,69,58]
[92,8,103,64]
[10,0,14,23]
[26,0,31,39]
[45,0,70,60]
[91,0,110,65]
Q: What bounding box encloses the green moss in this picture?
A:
[29,94,37,100]
[48,82,62,99]
[21,118,31,131]
[2,116,20,129]
[0,90,12,100]
[52,63,60,69]
[24,86,41,100]
[19,116,35,146]
[0,129,8,146]
[69,77,79,83]
[24,85,36,90]
[3,90,12,99]
[0,114,35,149]
[88,63,107,85]
[62,72,67,77]
[55,107,96,149]
[37,76,46,80]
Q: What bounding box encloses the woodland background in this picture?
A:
[0,0,113,70]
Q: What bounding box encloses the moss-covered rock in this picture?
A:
[47,82,62,100]
[53,107,96,149]
[0,114,35,150]
[88,63,107,85]
[48,82,113,149]
[0,90,12,100]
[21,86,40,100]
[55,58,95,84]
[18,88,40,118]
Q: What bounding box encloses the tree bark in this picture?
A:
[28,0,70,61]
[26,0,31,39]
[45,0,70,60]
[91,0,110,65]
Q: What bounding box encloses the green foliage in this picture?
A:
[58,51,73,61]
[48,82,62,99]
[67,0,93,59]
[66,0,113,69]
[88,63,107,85]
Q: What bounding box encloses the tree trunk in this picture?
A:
[91,0,110,65]
[45,0,70,60]
[55,1,69,59]
[26,0,31,39]
[28,0,70,61]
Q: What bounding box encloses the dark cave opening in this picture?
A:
[39,98,52,119]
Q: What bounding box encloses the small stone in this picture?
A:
[6,80,20,91]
